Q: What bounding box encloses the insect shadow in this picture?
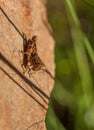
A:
[0,53,49,108]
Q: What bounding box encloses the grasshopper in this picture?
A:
[21,33,45,76]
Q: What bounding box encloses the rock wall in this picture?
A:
[0,0,55,130]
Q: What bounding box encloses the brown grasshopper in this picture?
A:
[21,33,44,76]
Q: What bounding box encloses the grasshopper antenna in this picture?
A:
[0,6,23,38]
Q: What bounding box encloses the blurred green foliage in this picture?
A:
[46,0,94,130]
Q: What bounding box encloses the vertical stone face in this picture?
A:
[0,0,55,130]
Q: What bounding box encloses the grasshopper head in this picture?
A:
[32,35,37,42]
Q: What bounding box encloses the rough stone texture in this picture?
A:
[0,0,55,130]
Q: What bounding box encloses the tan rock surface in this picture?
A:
[0,0,55,130]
